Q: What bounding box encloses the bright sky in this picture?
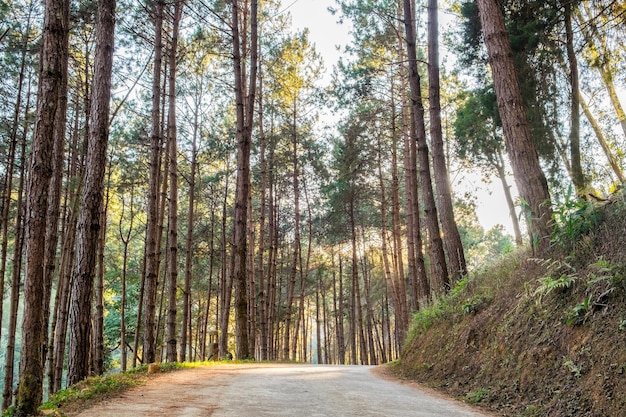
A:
[281,0,351,81]
[282,0,519,235]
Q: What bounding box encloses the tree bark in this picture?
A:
[476,0,553,253]
[16,0,69,412]
[2,97,28,412]
[182,67,199,364]
[165,0,182,364]
[579,93,625,183]
[67,0,116,386]
[230,0,258,359]
[403,0,449,292]
[564,0,585,194]
[143,0,164,365]
[0,3,34,350]
[92,160,112,376]
[428,0,466,281]
[495,151,523,246]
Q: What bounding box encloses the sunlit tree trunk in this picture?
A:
[16,0,69,412]
[284,102,301,360]
[335,254,345,364]
[476,0,553,253]
[564,0,585,194]
[218,162,232,359]
[257,62,269,360]
[579,94,625,183]
[576,2,626,142]
[495,151,523,246]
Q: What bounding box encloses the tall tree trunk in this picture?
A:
[575,2,626,142]
[476,0,553,253]
[396,9,428,307]
[92,161,112,376]
[165,0,182,363]
[218,163,232,359]
[2,103,28,412]
[230,0,258,359]
[52,191,79,392]
[67,0,116,385]
[257,61,269,360]
[495,151,523,246]
[564,0,584,194]
[16,0,69,412]
[143,0,164,365]
[334,253,345,364]
[388,60,409,334]
[579,93,625,183]
[402,0,449,293]
[182,73,199,364]
[428,0,466,281]
[119,185,136,371]
[0,3,33,349]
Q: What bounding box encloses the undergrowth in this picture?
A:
[1,361,237,416]
[407,249,523,341]
[397,190,626,416]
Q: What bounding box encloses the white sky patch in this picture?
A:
[283,0,352,83]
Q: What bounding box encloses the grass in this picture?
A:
[405,248,524,342]
[35,360,244,416]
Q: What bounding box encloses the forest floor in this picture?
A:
[393,191,626,416]
[62,364,492,417]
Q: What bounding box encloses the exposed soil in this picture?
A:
[64,364,493,417]
[394,194,626,416]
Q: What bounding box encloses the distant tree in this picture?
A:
[454,87,523,246]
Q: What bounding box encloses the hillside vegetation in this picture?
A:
[393,191,626,417]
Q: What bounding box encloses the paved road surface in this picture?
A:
[74,364,491,417]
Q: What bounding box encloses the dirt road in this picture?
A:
[73,364,492,417]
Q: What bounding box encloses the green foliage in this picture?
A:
[37,362,234,414]
[550,187,602,251]
[587,258,626,293]
[407,251,523,341]
[40,372,146,412]
[566,296,592,326]
[465,388,489,404]
[532,258,577,303]
[562,357,582,378]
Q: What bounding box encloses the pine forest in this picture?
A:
[0,0,624,414]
